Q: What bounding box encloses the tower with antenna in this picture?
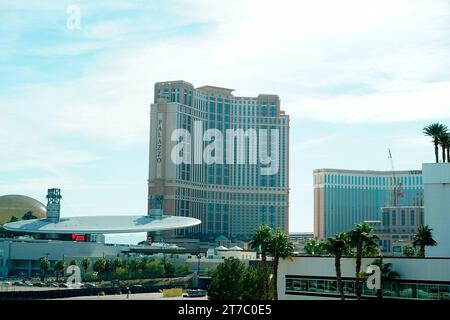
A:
[46,188,62,223]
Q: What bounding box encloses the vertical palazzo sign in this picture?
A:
[156,113,163,178]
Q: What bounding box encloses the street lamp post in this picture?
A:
[197,253,201,275]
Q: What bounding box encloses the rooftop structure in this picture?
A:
[3,189,201,235]
[0,195,46,224]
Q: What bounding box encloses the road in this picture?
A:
[54,292,208,300]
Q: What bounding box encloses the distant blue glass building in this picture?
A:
[148,81,289,240]
[313,169,423,238]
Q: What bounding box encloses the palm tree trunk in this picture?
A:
[261,252,268,300]
[335,254,345,300]
[272,256,279,300]
[419,246,425,257]
[442,147,446,163]
[435,142,439,163]
[447,146,450,163]
[355,245,362,300]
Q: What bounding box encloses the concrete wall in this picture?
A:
[423,163,450,257]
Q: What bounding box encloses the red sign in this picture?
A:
[71,234,86,242]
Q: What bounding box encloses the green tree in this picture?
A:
[322,233,351,300]
[367,258,399,300]
[39,256,50,281]
[127,258,139,279]
[93,258,106,282]
[22,211,38,220]
[349,222,380,300]
[81,258,91,278]
[438,132,450,163]
[208,257,246,300]
[83,271,97,282]
[112,267,128,280]
[104,259,113,281]
[144,260,165,278]
[9,216,19,223]
[304,239,326,256]
[370,259,399,281]
[248,225,273,299]
[402,245,416,257]
[161,255,175,276]
[174,263,191,276]
[413,225,437,257]
[241,264,271,300]
[267,230,295,300]
[423,123,448,163]
[69,259,77,266]
[54,260,66,282]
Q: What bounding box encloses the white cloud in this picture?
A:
[293,82,450,123]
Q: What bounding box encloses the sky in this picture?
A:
[1,0,450,244]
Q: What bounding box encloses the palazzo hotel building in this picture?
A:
[148,81,289,240]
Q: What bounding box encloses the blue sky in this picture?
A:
[1,0,450,244]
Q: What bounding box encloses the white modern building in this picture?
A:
[0,237,128,279]
[277,256,450,300]
[423,163,450,257]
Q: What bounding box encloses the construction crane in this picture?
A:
[388,149,403,207]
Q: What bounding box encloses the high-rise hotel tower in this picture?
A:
[314,168,423,239]
[148,81,289,240]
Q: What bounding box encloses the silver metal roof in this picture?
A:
[2,215,201,234]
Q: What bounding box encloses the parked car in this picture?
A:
[33,282,46,287]
[1,281,12,286]
[130,284,144,293]
[50,283,59,287]
[13,281,24,286]
[23,281,33,287]
[85,283,97,288]
[184,289,207,298]
[59,283,70,288]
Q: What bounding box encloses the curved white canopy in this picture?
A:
[3,215,201,234]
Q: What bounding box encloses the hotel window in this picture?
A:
[401,210,406,226]
[410,211,415,225]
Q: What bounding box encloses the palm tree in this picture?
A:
[438,132,450,163]
[54,260,65,282]
[349,222,380,300]
[413,225,437,257]
[39,257,50,281]
[249,225,273,299]
[81,258,90,278]
[104,259,113,281]
[323,233,351,300]
[127,258,138,279]
[369,258,399,300]
[93,258,106,282]
[423,123,448,163]
[370,259,399,280]
[304,239,326,256]
[267,230,294,300]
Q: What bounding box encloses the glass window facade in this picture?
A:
[151,82,289,240]
[315,170,423,238]
[286,276,450,300]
